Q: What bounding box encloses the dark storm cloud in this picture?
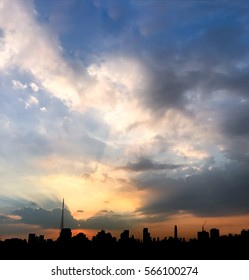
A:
[221,102,249,137]
[142,30,249,114]
[0,198,136,231]
[223,139,249,166]
[11,208,136,230]
[180,23,249,100]
[126,1,249,115]
[142,68,189,113]
[117,157,183,172]
[135,160,249,217]
[9,207,81,229]
[0,196,68,228]
[214,100,249,164]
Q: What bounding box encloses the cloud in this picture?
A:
[0,0,84,109]
[12,80,27,90]
[122,1,249,118]
[0,196,61,211]
[117,157,183,172]
[0,195,76,229]
[141,67,190,114]
[210,99,249,164]
[79,211,133,230]
[25,95,39,109]
[0,214,14,223]
[221,101,249,137]
[29,82,39,92]
[0,195,139,231]
[11,207,78,229]
[40,107,47,112]
[1,0,248,120]
[135,160,249,218]
[0,205,137,231]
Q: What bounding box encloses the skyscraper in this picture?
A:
[174,225,178,240]
[143,228,151,243]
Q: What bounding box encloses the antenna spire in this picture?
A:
[60,198,64,230]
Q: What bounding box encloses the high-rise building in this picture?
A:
[59,228,72,242]
[143,228,151,243]
[28,233,37,244]
[210,228,219,240]
[197,230,209,241]
[120,230,129,241]
[174,225,178,239]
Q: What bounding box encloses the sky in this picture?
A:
[1,0,249,241]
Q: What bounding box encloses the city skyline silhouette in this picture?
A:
[1,195,249,242]
[1,222,249,260]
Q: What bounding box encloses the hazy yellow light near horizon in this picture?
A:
[30,170,144,220]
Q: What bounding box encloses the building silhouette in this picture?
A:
[2,224,249,259]
[28,233,37,244]
[197,230,209,241]
[210,228,219,240]
[120,230,129,241]
[143,228,151,243]
[57,198,72,242]
[58,228,72,242]
[174,225,178,240]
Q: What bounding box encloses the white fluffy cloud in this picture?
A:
[12,80,27,90]
[29,82,39,92]
[0,0,82,109]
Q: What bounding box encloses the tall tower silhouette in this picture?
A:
[174,225,178,239]
[58,198,72,242]
[60,198,64,230]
